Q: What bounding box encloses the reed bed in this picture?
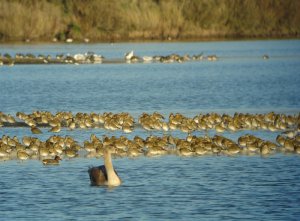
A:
[0,0,299,42]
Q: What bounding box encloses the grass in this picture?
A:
[0,0,299,42]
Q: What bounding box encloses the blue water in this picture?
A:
[1,40,300,220]
[1,40,300,115]
[1,155,300,221]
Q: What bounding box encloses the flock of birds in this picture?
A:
[123,50,217,63]
[0,50,237,66]
[0,111,299,162]
[0,128,299,162]
[0,111,299,134]
[0,50,271,66]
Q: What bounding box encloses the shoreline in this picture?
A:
[1,36,299,45]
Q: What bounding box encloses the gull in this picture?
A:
[125,50,134,60]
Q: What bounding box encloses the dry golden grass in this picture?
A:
[0,0,65,41]
[0,0,299,42]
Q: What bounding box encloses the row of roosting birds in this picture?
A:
[1,132,299,161]
[0,111,299,134]
[0,51,217,66]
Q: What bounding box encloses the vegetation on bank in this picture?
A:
[0,0,299,42]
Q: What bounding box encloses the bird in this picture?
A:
[42,155,62,165]
[17,150,29,161]
[142,56,153,62]
[49,125,61,133]
[31,126,42,134]
[88,146,122,187]
[125,50,134,60]
[263,54,269,59]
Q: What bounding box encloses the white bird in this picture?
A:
[73,54,85,61]
[142,56,153,62]
[65,38,73,43]
[125,50,134,60]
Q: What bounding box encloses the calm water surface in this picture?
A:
[1,40,300,220]
[1,155,300,221]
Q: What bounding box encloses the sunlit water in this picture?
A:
[1,40,300,220]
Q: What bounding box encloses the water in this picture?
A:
[1,155,300,220]
[1,40,300,220]
[1,40,300,114]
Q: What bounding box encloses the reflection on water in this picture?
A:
[0,40,300,220]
